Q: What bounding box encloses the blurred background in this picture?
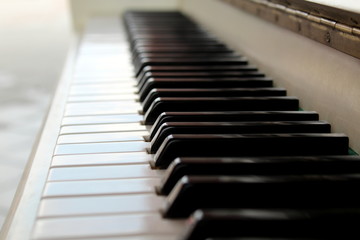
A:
[0,0,72,227]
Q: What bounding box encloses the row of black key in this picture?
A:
[124,11,360,240]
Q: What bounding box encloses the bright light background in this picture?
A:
[0,0,72,228]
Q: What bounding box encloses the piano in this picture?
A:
[2,0,360,239]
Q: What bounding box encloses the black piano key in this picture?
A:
[206,238,315,240]
[150,111,320,137]
[136,65,259,80]
[144,97,299,124]
[181,209,360,240]
[150,121,331,153]
[153,133,349,168]
[163,174,360,218]
[142,88,286,111]
[158,155,360,195]
[134,56,248,76]
[133,46,233,54]
[137,71,265,89]
[132,42,227,52]
[138,77,273,99]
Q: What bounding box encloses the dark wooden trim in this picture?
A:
[221,0,360,59]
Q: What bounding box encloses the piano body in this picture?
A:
[1,0,360,239]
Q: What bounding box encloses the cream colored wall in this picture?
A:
[70,0,179,32]
[180,0,360,153]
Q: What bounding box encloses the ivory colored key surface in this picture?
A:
[48,164,159,181]
[43,178,161,197]
[70,83,136,95]
[54,141,149,155]
[33,213,184,239]
[65,101,141,116]
[62,114,143,125]
[68,93,138,102]
[38,194,164,217]
[51,152,152,167]
[60,122,146,134]
[57,131,148,144]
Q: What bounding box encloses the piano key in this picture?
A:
[142,88,286,111]
[136,65,259,81]
[150,121,331,153]
[48,164,159,181]
[144,97,299,124]
[32,213,184,240]
[206,239,315,240]
[68,94,138,102]
[158,155,360,195]
[134,45,233,54]
[43,178,161,197]
[58,131,148,144]
[38,194,163,217]
[51,152,152,167]
[134,56,248,76]
[62,114,143,126]
[137,71,265,87]
[150,111,320,137]
[70,83,136,95]
[138,77,273,98]
[134,52,240,59]
[60,123,146,134]
[153,133,349,168]
[181,209,360,240]
[65,101,141,116]
[138,77,272,99]
[163,174,360,218]
[54,141,149,155]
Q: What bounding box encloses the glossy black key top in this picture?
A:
[163,174,360,218]
[142,88,286,111]
[134,56,248,76]
[153,133,349,168]
[181,209,360,240]
[150,121,331,153]
[137,71,265,89]
[138,77,273,99]
[144,97,299,124]
[133,45,233,54]
[150,111,319,136]
[136,65,258,79]
[158,155,360,195]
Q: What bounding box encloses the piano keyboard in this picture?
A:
[29,11,360,240]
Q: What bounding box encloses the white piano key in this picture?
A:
[51,152,152,167]
[68,94,138,102]
[38,194,164,217]
[32,213,184,239]
[70,84,136,95]
[48,164,158,181]
[58,131,148,144]
[64,235,177,240]
[60,123,146,134]
[65,101,140,116]
[62,114,143,126]
[43,178,162,197]
[54,141,149,155]
[73,77,135,84]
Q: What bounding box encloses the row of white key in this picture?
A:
[32,17,185,240]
